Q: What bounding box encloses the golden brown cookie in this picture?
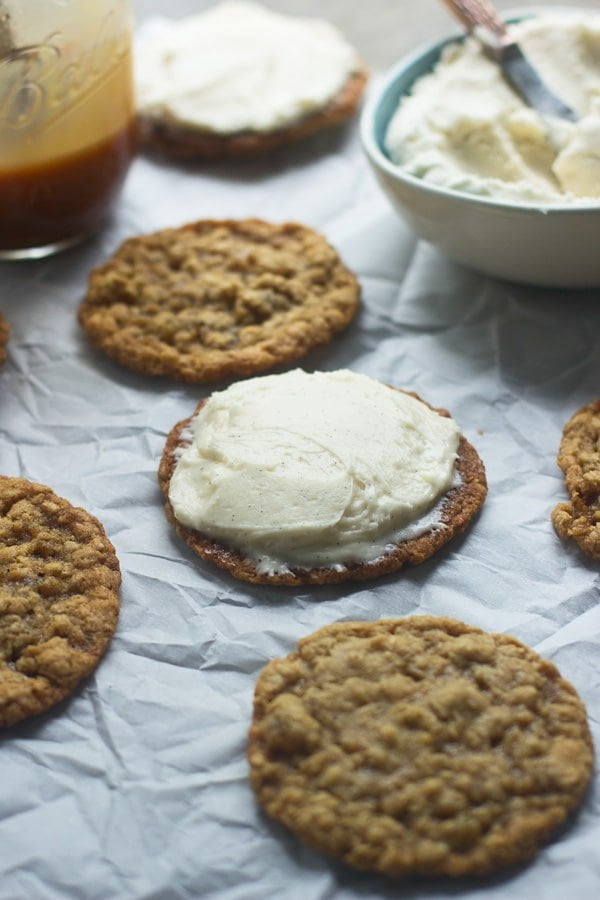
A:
[139,70,368,161]
[0,312,8,366]
[158,388,487,586]
[551,400,600,561]
[249,616,594,878]
[0,477,121,728]
[78,220,360,382]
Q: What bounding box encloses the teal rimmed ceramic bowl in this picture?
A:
[360,8,600,288]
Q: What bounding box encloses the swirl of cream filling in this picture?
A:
[168,370,461,573]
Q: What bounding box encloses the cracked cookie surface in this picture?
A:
[0,312,8,366]
[0,477,121,728]
[158,389,487,586]
[552,400,600,561]
[78,219,360,382]
[248,616,593,877]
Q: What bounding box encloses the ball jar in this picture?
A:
[0,0,136,258]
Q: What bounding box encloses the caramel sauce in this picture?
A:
[0,121,136,251]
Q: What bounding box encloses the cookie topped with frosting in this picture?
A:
[158,370,487,584]
[135,1,367,159]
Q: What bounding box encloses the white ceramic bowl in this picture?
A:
[360,10,600,288]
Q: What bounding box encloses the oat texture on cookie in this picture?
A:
[552,400,600,560]
[0,312,8,366]
[248,617,594,878]
[78,220,360,382]
[0,477,121,728]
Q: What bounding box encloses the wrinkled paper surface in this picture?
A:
[1,90,599,900]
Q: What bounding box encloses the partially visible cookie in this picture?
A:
[0,477,121,728]
[136,2,367,160]
[249,616,594,878]
[78,220,360,382]
[0,312,8,366]
[158,372,487,585]
[552,400,600,560]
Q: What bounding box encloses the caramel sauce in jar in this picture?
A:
[0,3,136,256]
[0,121,136,251]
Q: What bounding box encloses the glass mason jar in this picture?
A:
[0,0,136,259]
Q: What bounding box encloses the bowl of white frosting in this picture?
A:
[361,7,600,287]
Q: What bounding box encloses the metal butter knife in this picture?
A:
[441,0,577,121]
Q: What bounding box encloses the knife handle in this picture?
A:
[440,0,510,45]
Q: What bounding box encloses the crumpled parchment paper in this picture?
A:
[0,85,599,900]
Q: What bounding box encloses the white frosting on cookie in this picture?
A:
[135,1,360,134]
[168,370,460,573]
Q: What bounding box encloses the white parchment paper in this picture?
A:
[0,95,599,900]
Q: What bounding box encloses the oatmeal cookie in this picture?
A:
[551,400,600,561]
[78,220,360,382]
[249,616,594,877]
[0,477,121,728]
[0,312,8,366]
[139,70,368,161]
[158,389,487,586]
